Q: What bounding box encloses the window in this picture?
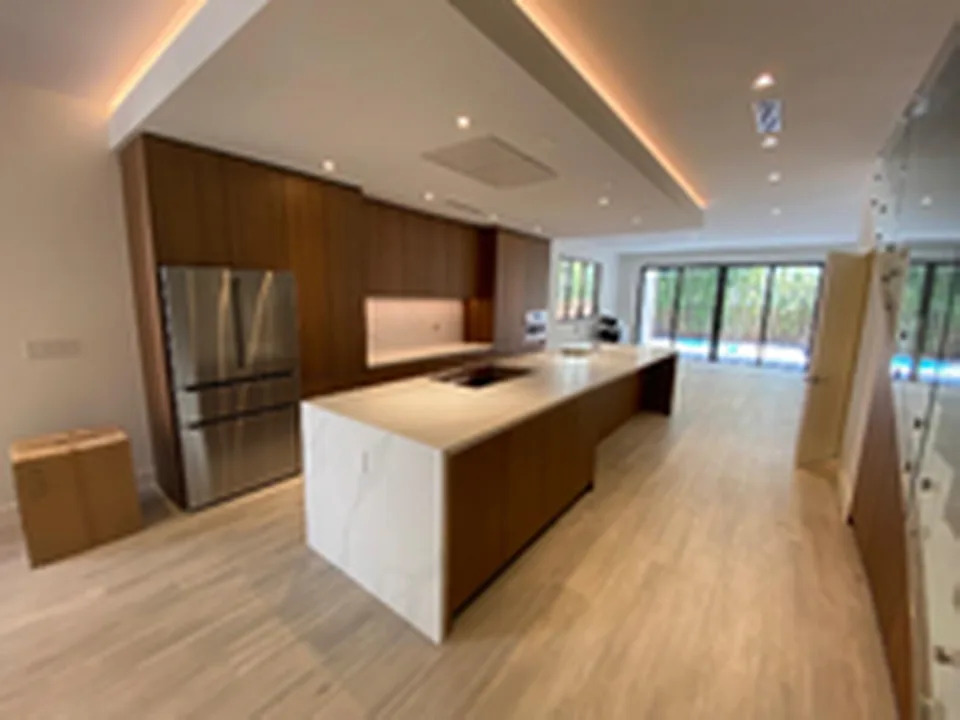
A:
[556,257,602,321]
[892,260,960,385]
[637,262,823,370]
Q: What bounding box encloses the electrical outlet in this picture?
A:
[24,338,82,361]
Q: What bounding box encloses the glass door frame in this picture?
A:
[636,260,825,369]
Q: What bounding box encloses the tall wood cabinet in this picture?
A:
[493,230,550,353]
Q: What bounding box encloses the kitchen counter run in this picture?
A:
[306,344,676,454]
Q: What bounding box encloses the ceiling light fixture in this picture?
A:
[598,196,610,207]
[515,0,706,209]
[631,215,643,226]
[321,159,336,173]
[752,72,776,91]
[424,191,436,202]
[489,213,499,222]
[534,225,543,233]
[768,171,782,184]
[920,195,933,208]
[761,135,779,150]
[109,0,208,112]
[456,115,472,130]
[771,207,782,217]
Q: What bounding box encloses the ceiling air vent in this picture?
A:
[423,135,557,188]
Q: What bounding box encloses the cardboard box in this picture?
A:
[10,427,143,567]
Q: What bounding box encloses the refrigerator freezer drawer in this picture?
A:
[175,372,299,425]
[179,405,300,508]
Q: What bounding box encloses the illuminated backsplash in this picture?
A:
[366,297,465,353]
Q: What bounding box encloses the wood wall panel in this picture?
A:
[118,138,185,506]
[849,364,914,720]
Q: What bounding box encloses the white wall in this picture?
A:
[0,80,151,505]
[547,239,620,347]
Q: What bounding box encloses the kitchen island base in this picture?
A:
[303,347,677,643]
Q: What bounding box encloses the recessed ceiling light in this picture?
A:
[761,135,779,150]
[752,72,776,91]
[768,171,782,184]
[598,196,610,207]
[534,224,543,233]
[771,207,782,217]
[489,213,499,222]
[456,115,471,130]
[631,215,643,226]
[423,191,435,202]
[321,159,336,172]
[920,195,933,207]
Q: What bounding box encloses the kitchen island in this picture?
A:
[302,345,677,642]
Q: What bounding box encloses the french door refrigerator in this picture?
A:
[160,266,300,508]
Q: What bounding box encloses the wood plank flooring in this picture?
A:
[0,362,896,718]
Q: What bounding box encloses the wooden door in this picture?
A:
[222,156,288,269]
[447,434,508,612]
[144,136,231,266]
[796,252,872,468]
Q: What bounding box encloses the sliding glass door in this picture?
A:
[761,265,822,369]
[637,262,823,371]
[718,266,770,364]
[674,267,719,358]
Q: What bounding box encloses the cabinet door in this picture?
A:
[503,418,547,558]
[286,176,366,396]
[222,156,288,269]
[447,434,508,612]
[524,237,550,312]
[144,137,231,266]
[444,225,466,298]
[366,202,404,295]
[542,399,594,523]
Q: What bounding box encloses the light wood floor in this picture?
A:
[0,362,896,719]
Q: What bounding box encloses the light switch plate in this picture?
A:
[24,338,83,361]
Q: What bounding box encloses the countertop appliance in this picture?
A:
[524,309,548,345]
[160,266,301,508]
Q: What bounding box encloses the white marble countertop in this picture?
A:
[308,344,676,453]
[366,342,493,369]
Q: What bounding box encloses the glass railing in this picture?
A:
[882,24,959,718]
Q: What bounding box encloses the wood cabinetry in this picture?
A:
[285,176,366,396]
[493,230,550,352]
[143,136,232,266]
[222,155,288,269]
[365,200,488,299]
[141,135,289,269]
[447,434,508,611]
[448,393,596,612]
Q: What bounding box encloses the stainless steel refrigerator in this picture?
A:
[159,266,301,508]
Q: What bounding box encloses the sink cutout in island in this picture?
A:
[433,364,531,389]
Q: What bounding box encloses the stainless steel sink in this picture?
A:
[433,364,531,389]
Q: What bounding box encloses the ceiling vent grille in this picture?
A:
[444,198,487,217]
[423,135,557,188]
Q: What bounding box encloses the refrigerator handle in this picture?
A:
[230,275,246,369]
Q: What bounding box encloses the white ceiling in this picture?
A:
[516,0,958,248]
[0,0,198,105]
[143,0,695,237]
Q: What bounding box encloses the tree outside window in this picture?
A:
[556,257,602,321]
